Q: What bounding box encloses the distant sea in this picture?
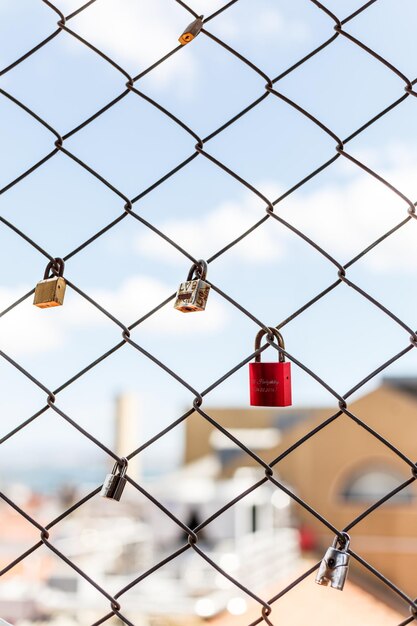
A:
[0,464,172,493]
[0,465,106,493]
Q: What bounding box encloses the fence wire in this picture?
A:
[0,0,417,624]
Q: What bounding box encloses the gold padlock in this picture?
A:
[178,16,203,45]
[34,258,66,309]
[174,260,210,313]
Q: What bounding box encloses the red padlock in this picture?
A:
[249,327,292,407]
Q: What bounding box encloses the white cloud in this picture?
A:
[0,275,228,356]
[1,146,414,359]
[84,275,228,334]
[134,144,417,273]
[57,0,197,90]
[135,190,287,264]
[212,6,309,45]
[56,1,309,94]
[284,145,417,272]
[0,287,65,356]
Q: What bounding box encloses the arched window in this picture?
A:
[341,467,414,504]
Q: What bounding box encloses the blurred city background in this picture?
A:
[1,0,417,624]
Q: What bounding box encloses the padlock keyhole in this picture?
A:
[328,558,336,568]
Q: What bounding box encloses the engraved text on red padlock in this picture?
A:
[249,328,292,407]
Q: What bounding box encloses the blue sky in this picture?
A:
[0,0,416,476]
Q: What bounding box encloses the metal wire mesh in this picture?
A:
[1,0,417,624]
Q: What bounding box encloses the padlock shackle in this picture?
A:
[44,257,65,279]
[111,457,128,478]
[186,259,207,282]
[332,531,350,551]
[254,327,285,363]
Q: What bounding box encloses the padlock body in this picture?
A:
[315,546,350,590]
[249,361,292,407]
[100,473,127,501]
[174,279,210,312]
[179,18,203,45]
[34,277,66,308]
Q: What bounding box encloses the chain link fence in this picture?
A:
[1,0,417,624]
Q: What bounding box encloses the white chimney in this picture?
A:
[115,392,141,481]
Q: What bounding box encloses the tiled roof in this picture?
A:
[209,562,404,626]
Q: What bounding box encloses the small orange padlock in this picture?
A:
[178,16,204,45]
[249,328,292,407]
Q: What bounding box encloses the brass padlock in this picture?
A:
[315,533,350,591]
[178,16,203,45]
[100,459,128,502]
[33,258,66,309]
[174,260,210,313]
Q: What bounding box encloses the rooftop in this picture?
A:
[209,561,404,626]
[383,376,417,398]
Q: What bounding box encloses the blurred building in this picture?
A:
[0,388,299,625]
[115,392,141,481]
[208,559,404,625]
[185,377,417,600]
[4,380,416,624]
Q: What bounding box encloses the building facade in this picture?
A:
[184,378,417,599]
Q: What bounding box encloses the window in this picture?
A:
[341,467,414,504]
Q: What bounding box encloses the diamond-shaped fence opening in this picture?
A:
[1,1,417,625]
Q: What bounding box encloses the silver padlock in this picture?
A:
[315,533,350,591]
[100,459,128,501]
[174,260,210,313]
